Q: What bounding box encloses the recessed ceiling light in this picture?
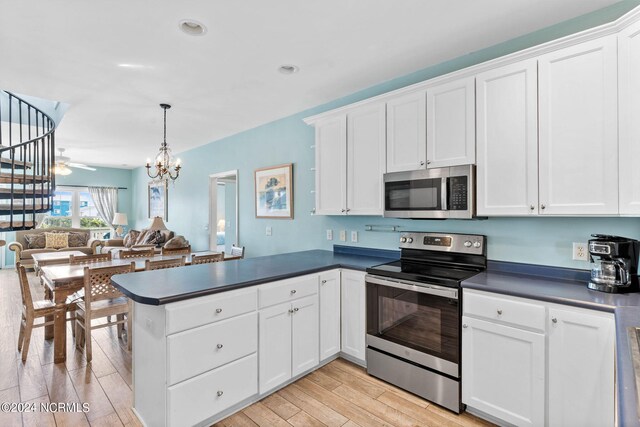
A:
[179,19,207,36]
[278,64,299,75]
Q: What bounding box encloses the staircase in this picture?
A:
[0,90,56,231]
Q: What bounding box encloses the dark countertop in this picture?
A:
[462,266,640,427]
[111,249,396,306]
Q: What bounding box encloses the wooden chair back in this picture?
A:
[16,263,34,314]
[83,263,135,304]
[161,245,191,256]
[120,248,155,259]
[145,256,186,271]
[69,253,112,264]
[230,245,245,259]
[192,252,225,265]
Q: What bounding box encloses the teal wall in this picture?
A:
[114,1,638,270]
[2,166,132,267]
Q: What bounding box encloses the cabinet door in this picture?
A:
[340,270,366,364]
[386,90,427,172]
[259,302,292,394]
[346,103,386,215]
[292,295,320,377]
[462,316,545,427]
[548,307,614,427]
[426,77,475,168]
[476,60,539,216]
[319,270,341,361]
[315,115,347,215]
[538,36,618,215]
[619,22,640,214]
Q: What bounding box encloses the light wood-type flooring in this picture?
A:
[0,268,493,427]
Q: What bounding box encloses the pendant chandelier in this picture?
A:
[146,103,182,181]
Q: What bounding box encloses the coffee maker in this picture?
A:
[588,234,640,293]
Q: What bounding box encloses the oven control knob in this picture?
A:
[400,237,407,243]
[464,241,472,248]
[473,241,481,248]
[406,237,413,243]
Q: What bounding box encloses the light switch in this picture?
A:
[326,229,333,240]
[266,226,272,236]
[351,231,358,243]
[339,230,346,242]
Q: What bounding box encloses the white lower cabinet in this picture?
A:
[462,289,615,427]
[462,316,545,427]
[319,270,341,360]
[341,269,366,364]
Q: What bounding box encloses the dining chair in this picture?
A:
[120,248,155,259]
[16,263,75,362]
[230,245,245,259]
[161,245,191,256]
[74,263,135,362]
[145,256,186,271]
[191,252,225,265]
[69,253,112,264]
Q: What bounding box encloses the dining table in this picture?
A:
[39,251,239,363]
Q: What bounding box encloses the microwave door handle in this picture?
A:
[441,178,448,211]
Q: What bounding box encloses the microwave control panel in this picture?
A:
[449,176,468,210]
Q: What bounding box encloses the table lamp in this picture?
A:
[112,213,128,238]
[149,216,167,230]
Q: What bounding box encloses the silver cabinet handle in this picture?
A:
[215,308,222,314]
[288,309,294,314]
[217,391,224,397]
[530,205,535,210]
[541,204,546,210]
[346,208,351,212]
[497,309,503,315]
[420,161,425,166]
[427,160,431,165]
[321,280,327,284]
[290,289,296,294]
[293,307,299,312]
[552,317,558,324]
[217,344,223,349]
[341,209,346,213]
[462,324,468,328]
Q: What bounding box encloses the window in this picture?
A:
[41,187,109,229]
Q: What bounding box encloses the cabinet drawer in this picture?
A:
[167,312,257,385]
[259,274,318,308]
[166,287,257,334]
[167,353,257,427]
[464,290,546,332]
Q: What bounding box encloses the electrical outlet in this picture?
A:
[266,226,272,236]
[326,229,333,240]
[339,230,346,242]
[572,242,588,261]
[351,231,358,243]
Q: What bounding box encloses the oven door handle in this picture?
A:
[365,274,458,300]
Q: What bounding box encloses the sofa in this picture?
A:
[8,227,103,268]
[101,228,179,258]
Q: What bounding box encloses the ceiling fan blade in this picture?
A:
[68,162,96,171]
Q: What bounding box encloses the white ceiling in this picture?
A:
[0,0,621,169]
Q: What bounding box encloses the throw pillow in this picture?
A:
[24,233,46,249]
[123,230,140,248]
[67,232,88,247]
[45,232,69,249]
[164,235,189,249]
[134,230,150,246]
[143,230,164,246]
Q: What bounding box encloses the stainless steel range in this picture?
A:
[365,232,486,413]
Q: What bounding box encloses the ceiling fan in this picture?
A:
[52,148,96,176]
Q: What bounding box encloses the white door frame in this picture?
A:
[209,170,239,251]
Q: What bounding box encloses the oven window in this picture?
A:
[385,178,442,211]
[366,283,459,364]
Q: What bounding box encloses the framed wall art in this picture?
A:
[148,180,168,220]
[254,163,293,219]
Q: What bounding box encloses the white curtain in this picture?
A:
[88,186,118,227]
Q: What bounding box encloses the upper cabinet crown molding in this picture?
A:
[303,6,640,126]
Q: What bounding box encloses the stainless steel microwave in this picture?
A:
[383,165,475,219]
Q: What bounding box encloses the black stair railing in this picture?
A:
[0,90,56,231]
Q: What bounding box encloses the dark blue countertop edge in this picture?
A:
[333,244,400,259]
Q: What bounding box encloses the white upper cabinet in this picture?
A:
[426,77,476,168]
[538,36,619,215]
[386,90,427,172]
[619,21,640,214]
[476,60,539,216]
[314,115,347,215]
[347,103,386,215]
